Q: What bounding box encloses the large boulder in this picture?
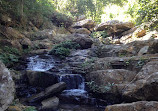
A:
[72,19,96,30]
[27,82,66,102]
[86,69,136,96]
[0,61,15,111]
[87,69,136,86]
[74,28,91,35]
[123,61,158,101]
[105,101,158,111]
[95,20,134,36]
[73,37,93,49]
[26,70,58,88]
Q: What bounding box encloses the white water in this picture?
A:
[27,54,55,71]
[27,54,88,98]
[58,74,88,97]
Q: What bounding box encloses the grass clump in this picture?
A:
[49,41,80,59]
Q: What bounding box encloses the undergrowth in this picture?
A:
[49,41,80,59]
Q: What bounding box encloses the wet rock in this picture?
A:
[72,19,96,30]
[0,61,15,111]
[26,70,58,88]
[27,82,66,102]
[105,101,158,111]
[74,28,91,35]
[41,96,59,110]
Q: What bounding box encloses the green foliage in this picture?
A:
[136,0,158,24]
[53,47,70,59]
[91,31,109,38]
[54,0,127,23]
[0,46,21,66]
[23,106,37,111]
[86,81,115,93]
[0,0,55,28]
[49,41,80,59]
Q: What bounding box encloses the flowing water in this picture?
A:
[26,54,106,111]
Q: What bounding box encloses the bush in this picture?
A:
[0,46,21,66]
[53,47,70,59]
[136,0,158,24]
[49,41,80,59]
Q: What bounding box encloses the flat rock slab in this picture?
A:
[105,101,158,111]
[27,82,66,102]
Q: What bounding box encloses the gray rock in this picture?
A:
[26,70,58,88]
[0,61,15,111]
[138,46,149,56]
[73,37,93,49]
[41,96,59,110]
[72,19,96,30]
[105,101,158,111]
[27,82,66,102]
[123,61,158,101]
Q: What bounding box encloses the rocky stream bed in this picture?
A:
[0,17,158,111]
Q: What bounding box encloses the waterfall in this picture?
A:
[58,74,88,97]
[27,54,55,71]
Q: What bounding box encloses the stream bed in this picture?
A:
[17,53,107,111]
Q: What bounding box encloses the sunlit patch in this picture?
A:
[101,0,139,23]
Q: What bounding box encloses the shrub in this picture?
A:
[0,46,21,66]
[49,41,80,59]
[53,47,70,59]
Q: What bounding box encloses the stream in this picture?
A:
[18,52,107,111]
